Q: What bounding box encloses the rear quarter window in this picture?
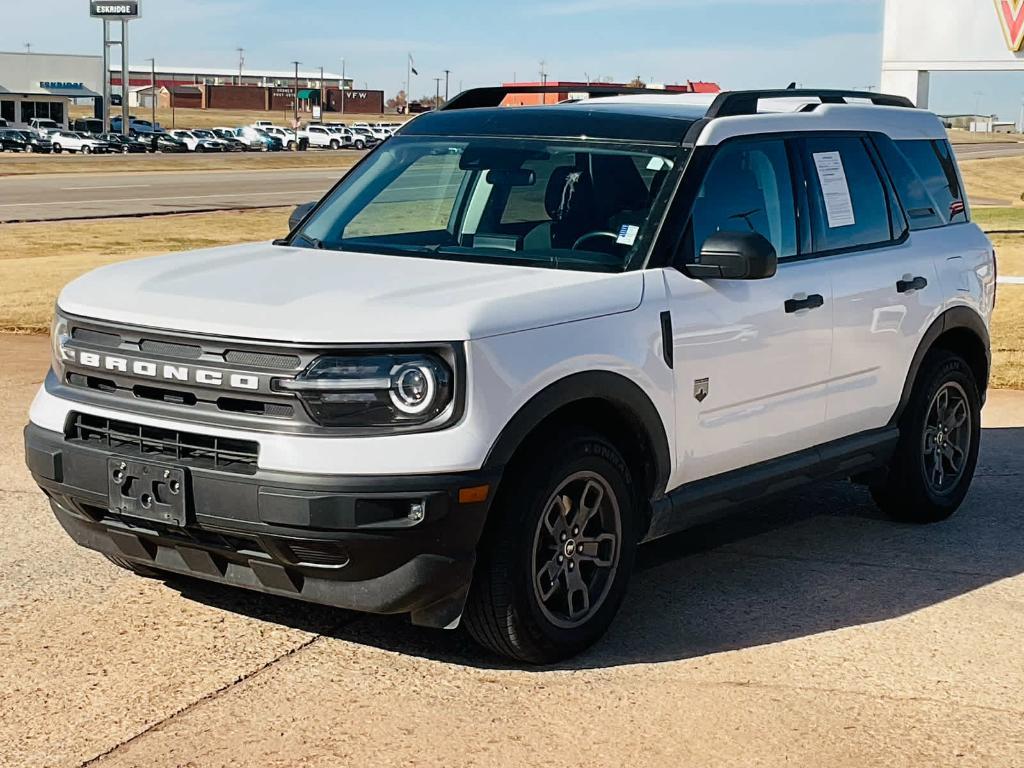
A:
[894,139,968,225]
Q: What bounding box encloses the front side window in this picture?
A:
[689,138,797,261]
[294,136,681,272]
[802,136,892,252]
[0,100,13,123]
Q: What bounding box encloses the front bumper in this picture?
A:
[24,422,499,628]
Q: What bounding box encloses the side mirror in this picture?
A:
[289,201,317,231]
[685,231,778,280]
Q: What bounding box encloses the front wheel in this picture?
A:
[329,139,340,150]
[871,350,981,523]
[81,145,92,154]
[354,139,365,150]
[287,140,296,151]
[52,144,62,153]
[464,428,638,664]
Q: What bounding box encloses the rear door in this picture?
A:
[664,137,834,485]
[799,133,946,441]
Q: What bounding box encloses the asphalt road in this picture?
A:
[952,141,1024,160]
[2,333,1023,767]
[0,167,346,223]
[0,163,462,223]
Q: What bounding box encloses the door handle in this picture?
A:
[897,276,928,294]
[785,294,825,314]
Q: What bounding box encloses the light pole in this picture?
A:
[341,57,346,115]
[24,43,31,54]
[236,47,245,84]
[292,60,301,127]
[319,65,324,120]
[444,69,450,101]
[434,77,442,110]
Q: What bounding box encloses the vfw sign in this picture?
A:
[996,0,1024,51]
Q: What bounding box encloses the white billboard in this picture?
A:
[883,0,1024,105]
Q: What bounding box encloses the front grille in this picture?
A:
[224,350,302,370]
[140,339,202,359]
[67,412,259,474]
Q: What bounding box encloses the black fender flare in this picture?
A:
[482,371,672,499]
[892,306,991,425]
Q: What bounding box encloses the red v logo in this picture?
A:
[996,0,1024,52]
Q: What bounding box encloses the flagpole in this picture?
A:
[406,53,411,113]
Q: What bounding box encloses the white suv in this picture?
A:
[25,88,996,664]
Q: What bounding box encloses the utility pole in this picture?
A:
[236,47,245,84]
[146,57,156,150]
[444,69,450,101]
[292,60,301,128]
[120,19,129,137]
[340,58,346,114]
[24,43,31,54]
[319,65,324,120]
[434,77,442,110]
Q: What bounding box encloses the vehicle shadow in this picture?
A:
[167,426,1024,671]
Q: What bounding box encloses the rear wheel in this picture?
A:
[871,350,981,523]
[354,139,365,150]
[52,143,62,153]
[287,140,296,151]
[464,428,638,664]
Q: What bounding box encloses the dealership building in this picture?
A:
[0,51,104,128]
[110,63,351,90]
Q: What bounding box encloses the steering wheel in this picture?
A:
[572,231,620,250]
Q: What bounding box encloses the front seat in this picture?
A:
[523,167,599,251]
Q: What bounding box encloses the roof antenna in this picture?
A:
[786,82,797,90]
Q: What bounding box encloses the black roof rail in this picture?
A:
[706,89,915,118]
[441,84,687,111]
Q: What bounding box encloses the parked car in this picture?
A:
[111,117,164,136]
[26,86,996,664]
[302,124,344,150]
[263,126,303,150]
[28,118,61,135]
[13,130,53,153]
[211,128,251,152]
[48,130,109,154]
[191,129,233,152]
[0,128,31,152]
[99,133,151,153]
[234,126,283,152]
[252,120,274,128]
[153,133,189,153]
[72,118,104,135]
[169,130,224,153]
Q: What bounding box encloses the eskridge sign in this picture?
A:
[995,0,1024,51]
[89,1,140,18]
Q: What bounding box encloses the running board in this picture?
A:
[645,427,899,542]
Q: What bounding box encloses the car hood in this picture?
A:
[58,242,645,343]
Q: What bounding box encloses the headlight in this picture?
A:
[274,353,454,428]
[50,311,70,379]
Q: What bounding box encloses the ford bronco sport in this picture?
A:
[25,87,996,663]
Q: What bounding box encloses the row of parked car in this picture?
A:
[0,115,401,155]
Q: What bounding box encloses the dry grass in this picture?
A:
[0,207,290,332]
[960,156,1024,207]
[0,149,361,177]
[947,128,1023,145]
[69,104,408,131]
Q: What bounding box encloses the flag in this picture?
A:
[409,54,418,76]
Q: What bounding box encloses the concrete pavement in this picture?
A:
[2,333,1023,767]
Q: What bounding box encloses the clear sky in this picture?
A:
[4,0,1024,119]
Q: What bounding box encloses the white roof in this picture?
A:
[579,93,948,144]
[110,64,345,80]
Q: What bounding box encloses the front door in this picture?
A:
[663,137,833,488]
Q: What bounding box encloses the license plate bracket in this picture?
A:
[108,457,189,527]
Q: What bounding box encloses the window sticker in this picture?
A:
[647,156,667,171]
[617,224,640,246]
[812,151,856,228]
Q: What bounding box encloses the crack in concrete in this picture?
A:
[77,621,350,767]
[720,548,1011,580]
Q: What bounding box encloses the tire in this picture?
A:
[354,139,365,150]
[25,145,33,153]
[104,554,160,578]
[52,144,62,153]
[871,350,981,524]
[329,139,340,150]
[81,145,92,154]
[464,428,638,664]
[287,141,296,151]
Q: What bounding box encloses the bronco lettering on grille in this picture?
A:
[66,349,261,391]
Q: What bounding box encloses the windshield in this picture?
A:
[293,136,681,272]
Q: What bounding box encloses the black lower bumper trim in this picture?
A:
[26,422,498,628]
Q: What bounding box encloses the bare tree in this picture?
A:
[386,89,408,110]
